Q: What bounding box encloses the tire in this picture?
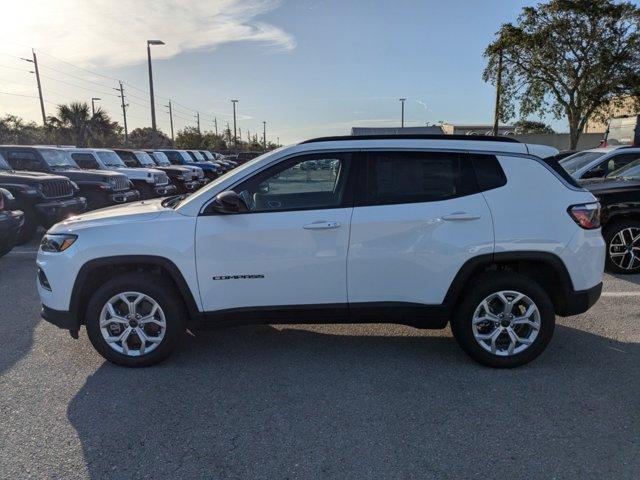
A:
[16,206,38,245]
[85,272,187,367]
[0,239,13,257]
[450,272,555,368]
[603,220,640,274]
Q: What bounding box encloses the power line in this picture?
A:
[0,90,39,99]
[39,73,120,98]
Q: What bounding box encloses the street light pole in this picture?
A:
[263,121,266,149]
[147,39,165,146]
[195,112,201,134]
[231,100,238,147]
[91,97,101,116]
[399,98,406,128]
[214,117,218,135]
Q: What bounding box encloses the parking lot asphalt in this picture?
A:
[1,239,639,480]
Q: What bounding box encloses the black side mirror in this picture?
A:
[209,191,246,214]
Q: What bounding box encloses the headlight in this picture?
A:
[40,234,77,253]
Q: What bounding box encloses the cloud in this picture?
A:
[1,0,295,67]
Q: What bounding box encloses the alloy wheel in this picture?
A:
[471,290,541,356]
[609,227,640,271]
[99,291,166,357]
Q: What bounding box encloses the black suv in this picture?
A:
[144,150,203,194]
[2,146,137,211]
[582,158,640,274]
[0,149,85,243]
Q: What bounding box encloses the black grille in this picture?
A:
[113,176,129,191]
[40,179,72,199]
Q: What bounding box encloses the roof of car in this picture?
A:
[300,134,520,144]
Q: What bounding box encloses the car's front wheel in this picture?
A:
[604,220,640,274]
[85,273,186,367]
[451,272,555,368]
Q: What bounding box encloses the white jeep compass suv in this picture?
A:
[37,135,604,368]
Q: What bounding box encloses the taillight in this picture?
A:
[568,202,601,229]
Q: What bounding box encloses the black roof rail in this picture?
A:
[300,134,521,144]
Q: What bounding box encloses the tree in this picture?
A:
[0,115,47,144]
[484,0,640,149]
[513,119,556,134]
[48,102,121,147]
[128,127,172,149]
[175,127,205,149]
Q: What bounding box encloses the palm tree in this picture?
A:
[48,102,121,147]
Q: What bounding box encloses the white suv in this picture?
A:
[37,135,604,368]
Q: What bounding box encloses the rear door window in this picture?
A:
[358,151,477,206]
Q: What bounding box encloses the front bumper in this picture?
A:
[109,189,140,204]
[180,180,201,192]
[557,282,602,317]
[41,305,79,337]
[34,197,87,227]
[153,184,177,197]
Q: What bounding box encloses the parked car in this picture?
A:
[37,134,603,368]
[548,150,577,162]
[235,151,263,164]
[582,158,640,274]
[159,149,221,180]
[602,115,640,147]
[0,149,85,243]
[0,188,24,257]
[109,149,176,199]
[559,146,640,181]
[145,151,206,193]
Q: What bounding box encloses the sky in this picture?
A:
[0,0,585,144]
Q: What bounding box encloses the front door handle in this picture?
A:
[442,212,481,221]
[303,221,341,230]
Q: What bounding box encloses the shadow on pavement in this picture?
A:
[67,324,640,479]
[0,255,39,376]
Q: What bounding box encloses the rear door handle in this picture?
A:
[303,221,341,230]
[442,212,481,221]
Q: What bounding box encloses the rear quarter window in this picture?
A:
[470,154,507,191]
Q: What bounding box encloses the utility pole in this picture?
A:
[21,50,46,125]
[116,82,129,146]
[195,112,201,133]
[166,101,174,142]
[492,48,504,137]
[399,98,406,128]
[231,99,238,147]
[263,121,266,149]
[214,117,218,135]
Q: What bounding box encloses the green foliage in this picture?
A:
[128,127,172,149]
[484,0,640,148]
[513,119,556,134]
[48,102,122,147]
[0,115,48,144]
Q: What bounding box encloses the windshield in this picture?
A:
[40,148,79,169]
[0,152,10,170]
[190,150,205,161]
[96,150,126,167]
[134,151,157,166]
[608,159,640,179]
[151,151,171,166]
[201,151,214,160]
[559,151,606,174]
[179,151,194,163]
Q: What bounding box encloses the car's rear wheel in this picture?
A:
[451,272,555,368]
[85,273,186,367]
[604,220,640,274]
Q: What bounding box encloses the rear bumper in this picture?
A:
[109,189,140,204]
[557,282,602,317]
[34,197,87,227]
